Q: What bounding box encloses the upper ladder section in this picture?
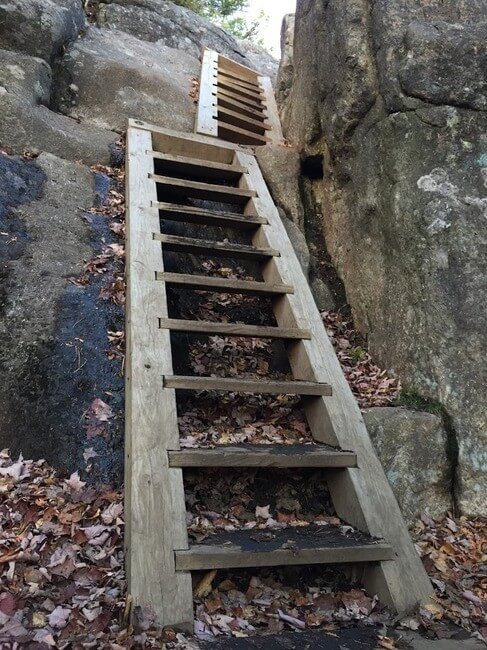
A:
[195,48,284,147]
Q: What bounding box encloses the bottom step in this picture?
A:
[175,525,393,570]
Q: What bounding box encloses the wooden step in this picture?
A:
[218,122,270,146]
[217,106,271,133]
[218,95,268,121]
[153,233,279,260]
[156,272,294,296]
[155,202,267,229]
[151,174,257,205]
[175,525,394,570]
[168,444,357,468]
[217,70,262,92]
[149,152,246,181]
[218,87,264,111]
[159,318,310,340]
[217,78,265,102]
[163,376,332,396]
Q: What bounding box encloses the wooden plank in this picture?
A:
[150,174,257,204]
[236,150,433,613]
[168,445,357,468]
[259,76,284,144]
[218,95,268,121]
[154,202,267,229]
[217,53,260,82]
[159,318,310,340]
[218,70,262,92]
[195,48,218,137]
[218,122,270,146]
[217,105,271,133]
[128,119,243,161]
[125,127,192,628]
[156,272,294,296]
[163,376,332,396]
[217,78,265,102]
[217,86,264,111]
[153,233,278,260]
[176,542,393,570]
[149,151,246,181]
[175,527,393,570]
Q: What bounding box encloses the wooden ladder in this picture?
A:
[125,119,432,630]
[195,48,283,146]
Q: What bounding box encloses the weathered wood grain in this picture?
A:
[125,127,192,629]
[156,271,293,295]
[168,445,357,468]
[151,174,256,204]
[154,202,267,229]
[195,48,218,137]
[163,375,332,396]
[153,233,278,259]
[159,317,309,339]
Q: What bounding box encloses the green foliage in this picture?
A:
[395,391,444,415]
[350,346,366,365]
[174,0,265,43]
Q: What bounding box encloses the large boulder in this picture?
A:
[364,408,452,524]
[0,0,86,62]
[0,48,117,164]
[97,0,277,78]
[284,0,487,514]
[53,27,199,133]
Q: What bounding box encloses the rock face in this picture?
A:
[282,0,487,514]
[0,48,118,164]
[97,0,277,77]
[53,27,199,133]
[0,0,86,62]
[364,408,452,524]
[276,14,294,110]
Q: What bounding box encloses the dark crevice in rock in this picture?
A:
[442,409,460,516]
[301,154,324,180]
[299,176,348,312]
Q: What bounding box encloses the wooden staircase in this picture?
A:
[125,119,433,630]
[195,49,283,146]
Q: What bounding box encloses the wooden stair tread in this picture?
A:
[151,174,257,204]
[218,95,268,121]
[217,70,262,92]
[217,86,264,111]
[175,525,393,570]
[159,318,310,340]
[155,202,267,229]
[149,151,246,181]
[163,375,332,396]
[153,233,279,260]
[218,122,270,146]
[217,78,265,101]
[169,444,357,468]
[217,105,272,133]
[156,272,294,296]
